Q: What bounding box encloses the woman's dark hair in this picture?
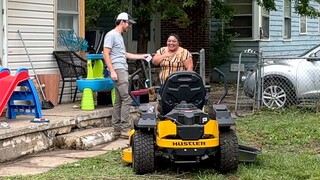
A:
[167,33,181,45]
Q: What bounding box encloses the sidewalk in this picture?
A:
[0,139,128,177]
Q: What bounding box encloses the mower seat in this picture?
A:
[158,71,207,115]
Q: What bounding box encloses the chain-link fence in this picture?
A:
[234,49,260,116]
[235,49,320,115]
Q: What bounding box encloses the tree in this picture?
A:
[86,0,198,53]
[256,0,320,17]
[86,0,320,54]
[85,0,125,29]
[210,0,235,68]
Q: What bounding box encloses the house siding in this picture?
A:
[260,0,320,57]
[212,41,259,82]
[210,22,259,81]
[7,0,57,74]
[6,0,80,104]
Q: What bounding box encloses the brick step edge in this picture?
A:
[53,127,116,150]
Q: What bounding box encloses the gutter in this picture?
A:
[2,0,7,68]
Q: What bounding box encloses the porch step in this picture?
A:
[54,127,116,150]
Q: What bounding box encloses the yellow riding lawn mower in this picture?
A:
[123,70,259,174]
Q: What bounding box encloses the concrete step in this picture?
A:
[54,127,116,150]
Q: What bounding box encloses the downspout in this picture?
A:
[79,0,85,38]
[2,0,7,68]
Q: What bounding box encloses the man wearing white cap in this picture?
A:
[103,12,150,139]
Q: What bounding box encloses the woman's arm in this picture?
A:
[184,49,193,71]
[184,56,193,71]
[153,47,175,66]
[152,52,167,66]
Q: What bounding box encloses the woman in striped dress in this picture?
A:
[152,33,193,85]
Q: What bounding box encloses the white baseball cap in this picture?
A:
[116,12,136,24]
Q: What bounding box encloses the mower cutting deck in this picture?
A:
[123,70,260,174]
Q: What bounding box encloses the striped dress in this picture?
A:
[157,47,192,84]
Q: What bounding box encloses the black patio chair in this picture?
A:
[53,51,87,104]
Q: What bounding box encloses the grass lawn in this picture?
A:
[4,108,320,180]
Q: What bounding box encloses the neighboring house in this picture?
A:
[1,0,85,103]
[213,0,320,81]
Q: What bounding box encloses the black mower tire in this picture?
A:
[216,129,239,173]
[132,129,155,174]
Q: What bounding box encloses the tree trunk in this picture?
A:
[135,19,150,75]
[136,20,150,53]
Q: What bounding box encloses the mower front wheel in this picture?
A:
[216,129,239,173]
[132,129,155,174]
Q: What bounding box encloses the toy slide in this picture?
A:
[0,68,30,115]
[0,68,10,79]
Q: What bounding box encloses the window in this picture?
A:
[57,0,79,48]
[284,0,291,39]
[261,8,270,39]
[300,16,307,34]
[226,0,252,38]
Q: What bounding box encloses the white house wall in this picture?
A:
[7,0,58,74]
[6,0,80,104]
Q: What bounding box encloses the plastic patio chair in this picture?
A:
[53,51,87,104]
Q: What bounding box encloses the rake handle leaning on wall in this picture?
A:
[17,30,47,101]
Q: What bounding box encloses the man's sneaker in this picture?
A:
[114,131,121,139]
[120,131,130,139]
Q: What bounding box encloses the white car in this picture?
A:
[242,45,320,108]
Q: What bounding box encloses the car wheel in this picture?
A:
[262,80,296,108]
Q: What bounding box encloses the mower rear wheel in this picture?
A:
[132,129,155,174]
[216,129,239,173]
